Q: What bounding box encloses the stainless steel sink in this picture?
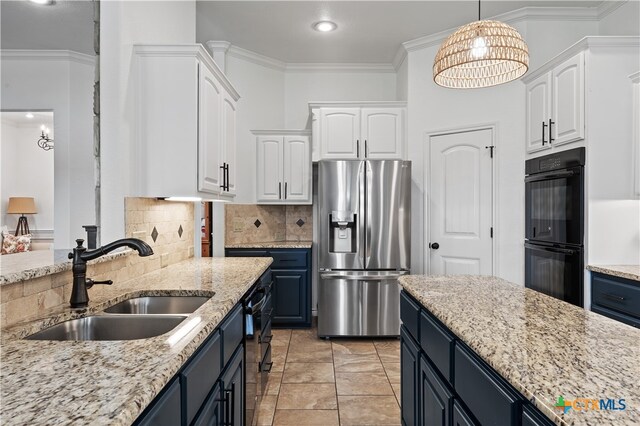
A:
[25,315,186,341]
[103,296,211,315]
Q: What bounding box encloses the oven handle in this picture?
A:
[525,243,578,255]
[525,169,577,182]
[251,292,268,314]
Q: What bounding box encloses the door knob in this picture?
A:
[430,242,439,250]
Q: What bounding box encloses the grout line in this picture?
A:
[331,339,342,426]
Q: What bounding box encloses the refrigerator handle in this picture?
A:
[365,161,372,267]
[359,161,366,269]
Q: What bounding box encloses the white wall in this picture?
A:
[406,19,599,284]
[396,57,409,102]
[1,52,94,248]
[284,70,397,129]
[100,0,196,244]
[0,119,54,233]
[599,1,640,36]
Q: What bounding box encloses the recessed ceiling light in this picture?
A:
[313,21,337,32]
[25,113,34,119]
[29,0,55,5]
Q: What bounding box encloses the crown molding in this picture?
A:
[227,45,287,71]
[402,5,604,53]
[596,0,628,19]
[522,36,640,83]
[0,49,95,66]
[392,46,408,71]
[285,62,395,73]
[133,44,240,100]
[206,41,231,54]
[251,129,311,136]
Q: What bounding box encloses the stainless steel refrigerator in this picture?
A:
[318,160,411,337]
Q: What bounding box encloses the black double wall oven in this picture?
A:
[525,147,585,307]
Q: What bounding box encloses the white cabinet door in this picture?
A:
[361,108,404,159]
[320,108,361,159]
[552,52,584,146]
[222,91,237,197]
[256,136,284,202]
[283,135,311,203]
[198,63,223,193]
[525,73,552,153]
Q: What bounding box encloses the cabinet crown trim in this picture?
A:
[522,36,640,83]
[133,44,240,101]
[309,101,407,110]
[251,129,311,136]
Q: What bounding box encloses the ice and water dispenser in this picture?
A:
[329,211,357,253]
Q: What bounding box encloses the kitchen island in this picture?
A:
[0,257,272,425]
[399,275,640,426]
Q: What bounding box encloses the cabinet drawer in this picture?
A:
[226,249,269,257]
[136,378,182,426]
[454,344,520,426]
[420,310,455,385]
[522,404,554,426]
[592,273,640,319]
[269,250,307,268]
[452,399,478,426]
[193,381,222,426]
[221,304,244,366]
[180,331,221,425]
[400,291,420,342]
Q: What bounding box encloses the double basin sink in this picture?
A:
[26,296,211,341]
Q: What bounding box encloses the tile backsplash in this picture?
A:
[225,204,312,245]
[0,198,195,329]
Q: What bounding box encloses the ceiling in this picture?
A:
[2,111,54,129]
[196,1,605,63]
[1,0,94,55]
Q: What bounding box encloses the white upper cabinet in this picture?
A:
[524,52,584,154]
[134,44,240,199]
[525,73,552,153]
[311,102,407,161]
[254,131,311,204]
[361,108,404,159]
[320,108,361,159]
[552,52,585,146]
[283,136,311,202]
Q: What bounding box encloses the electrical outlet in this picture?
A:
[233,219,244,232]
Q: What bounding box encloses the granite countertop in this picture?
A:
[0,248,132,286]
[587,265,640,282]
[225,241,312,249]
[0,256,272,426]
[399,275,640,426]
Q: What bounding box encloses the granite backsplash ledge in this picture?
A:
[225,204,312,245]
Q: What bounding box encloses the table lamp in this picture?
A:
[7,197,37,236]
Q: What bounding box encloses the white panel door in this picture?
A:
[283,135,311,203]
[361,108,404,159]
[429,129,493,275]
[256,136,284,202]
[525,73,552,153]
[320,108,361,159]
[198,63,222,193]
[222,92,237,197]
[552,52,584,146]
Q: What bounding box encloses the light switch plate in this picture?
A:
[233,219,244,232]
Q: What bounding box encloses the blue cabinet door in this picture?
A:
[272,269,309,326]
[400,326,419,426]
[222,346,244,426]
[136,378,182,426]
[419,357,452,426]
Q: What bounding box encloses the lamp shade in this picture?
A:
[433,20,529,89]
[7,197,37,214]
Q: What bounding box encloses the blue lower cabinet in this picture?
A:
[419,357,452,426]
[193,382,222,426]
[222,346,245,426]
[136,378,182,426]
[452,400,477,426]
[522,404,555,426]
[272,269,309,326]
[400,326,419,426]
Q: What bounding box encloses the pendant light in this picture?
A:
[433,0,529,89]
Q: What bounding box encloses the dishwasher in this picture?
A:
[244,271,273,426]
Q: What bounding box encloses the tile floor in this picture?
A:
[253,328,401,426]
